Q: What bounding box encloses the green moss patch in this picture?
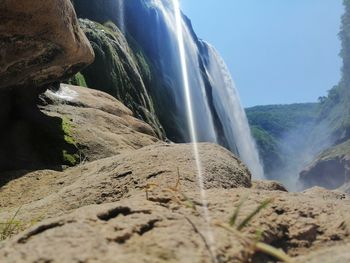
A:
[66,72,87,87]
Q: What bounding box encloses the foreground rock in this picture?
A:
[0,142,250,223]
[0,186,349,262]
[1,139,350,262]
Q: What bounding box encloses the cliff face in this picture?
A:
[299,0,350,189]
[77,19,165,139]
[71,0,237,150]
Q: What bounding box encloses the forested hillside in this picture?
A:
[317,0,350,143]
[247,0,350,190]
[246,103,318,177]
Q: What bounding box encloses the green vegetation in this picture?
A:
[30,115,79,168]
[74,19,164,139]
[61,117,79,166]
[246,103,319,138]
[67,72,87,87]
[217,197,293,263]
[246,103,319,174]
[0,208,21,241]
[316,0,350,142]
[317,139,350,161]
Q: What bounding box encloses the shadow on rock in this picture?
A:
[0,87,79,178]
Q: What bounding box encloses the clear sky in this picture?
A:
[181,0,344,107]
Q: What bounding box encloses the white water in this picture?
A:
[116,0,125,34]
[204,43,264,179]
[172,0,217,260]
[133,0,264,179]
[150,0,218,143]
[46,84,78,102]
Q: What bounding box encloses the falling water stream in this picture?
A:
[113,0,265,259]
[172,0,218,261]
[204,43,264,179]
[116,0,125,34]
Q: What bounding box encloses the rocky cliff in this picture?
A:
[70,0,235,150]
[298,0,350,190]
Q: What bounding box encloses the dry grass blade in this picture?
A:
[236,198,273,231]
[0,207,21,241]
[255,242,294,263]
[216,223,293,263]
[229,195,248,227]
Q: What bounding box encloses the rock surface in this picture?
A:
[0,84,158,171]
[42,84,160,162]
[300,139,350,189]
[0,0,94,172]
[0,142,251,223]
[0,0,94,90]
[0,184,349,262]
[72,19,165,139]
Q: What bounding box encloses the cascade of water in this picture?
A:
[138,0,264,179]
[116,0,125,34]
[149,0,218,143]
[171,0,218,260]
[204,43,265,179]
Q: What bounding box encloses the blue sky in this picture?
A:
[181,0,344,107]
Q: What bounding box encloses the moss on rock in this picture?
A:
[76,19,165,139]
[67,72,87,87]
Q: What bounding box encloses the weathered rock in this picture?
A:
[0,187,349,262]
[0,0,95,172]
[0,142,251,223]
[339,182,350,194]
[0,0,94,90]
[0,84,158,171]
[300,140,350,189]
[295,242,350,263]
[251,180,288,192]
[43,84,160,160]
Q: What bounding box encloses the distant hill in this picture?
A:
[246,103,319,178]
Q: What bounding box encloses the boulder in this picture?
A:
[0,0,94,90]
[0,84,159,171]
[251,180,288,192]
[0,142,251,223]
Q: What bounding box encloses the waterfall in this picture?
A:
[149,0,218,143]
[116,0,125,34]
[203,43,264,179]
[126,0,264,179]
[171,0,218,260]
